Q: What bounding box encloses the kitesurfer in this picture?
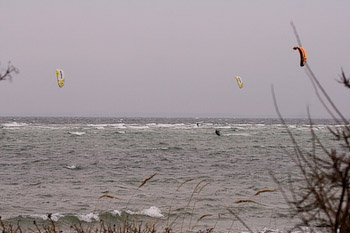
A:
[215,130,221,136]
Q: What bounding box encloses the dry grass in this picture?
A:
[98,195,121,200]
[254,189,277,196]
[138,173,157,189]
[1,174,278,233]
[0,175,222,233]
[233,200,259,204]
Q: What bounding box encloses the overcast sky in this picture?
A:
[1,0,350,118]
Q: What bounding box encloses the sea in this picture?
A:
[0,117,342,232]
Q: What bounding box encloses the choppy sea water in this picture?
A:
[0,117,341,232]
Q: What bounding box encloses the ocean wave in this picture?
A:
[157,123,186,128]
[216,125,231,129]
[112,210,122,216]
[66,164,79,170]
[86,123,127,129]
[224,133,251,137]
[3,212,316,233]
[87,124,108,128]
[34,126,62,130]
[111,123,127,129]
[2,122,28,127]
[128,125,150,129]
[77,213,99,222]
[126,206,164,218]
[29,213,64,221]
[13,207,163,224]
[151,147,169,150]
[69,131,86,136]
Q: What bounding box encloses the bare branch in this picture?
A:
[271,23,350,232]
[338,68,350,89]
[291,21,303,47]
[0,61,19,81]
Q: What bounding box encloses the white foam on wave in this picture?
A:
[126,206,163,218]
[255,124,266,127]
[35,126,62,130]
[297,125,327,131]
[112,210,122,216]
[145,123,191,130]
[128,125,149,129]
[224,133,251,137]
[258,228,280,233]
[216,125,231,129]
[173,123,188,129]
[77,213,99,222]
[155,123,173,128]
[3,122,28,127]
[157,123,186,128]
[151,147,169,150]
[235,124,251,127]
[95,126,105,130]
[30,213,63,221]
[140,206,163,218]
[112,123,127,129]
[69,132,86,136]
[66,165,77,169]
[87,124,108,128]
[87,123,126,129]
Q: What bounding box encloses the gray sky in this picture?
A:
[1,0,350,118]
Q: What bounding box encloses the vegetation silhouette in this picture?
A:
[0,62,19,82]
[271,22,350,233]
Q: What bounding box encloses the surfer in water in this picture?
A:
[215,129,221,136]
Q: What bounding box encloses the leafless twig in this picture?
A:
[0,62,19,81]
[338,68,350,89]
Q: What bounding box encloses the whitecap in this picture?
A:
[111,123,127,129]
[49,213,64,221]
[126,206,163,218]
[173,123,188,129]
[151,147,169,150]
[77,213,99,222]
[112,210,122,216]
[235,124,251,127]
[140,206,163,218]
[224,133,251,137]
[36,126,61,130]
[259,228,280,233]
[255,124,266,127]
[128,125,149,129]
[3,122,28,127]
[29,214,47,220]
[87,124,108,128]
[216,125,231,129]
[69,132,86,136]
[155,124,173,128]
[66,165,77,169]
[30,213,63,221]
